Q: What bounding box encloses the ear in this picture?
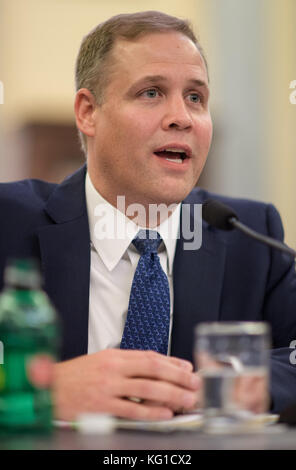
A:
[74,88,97,138]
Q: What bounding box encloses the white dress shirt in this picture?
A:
[85,171,181,355]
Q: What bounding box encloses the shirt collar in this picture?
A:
[85,171,180,274]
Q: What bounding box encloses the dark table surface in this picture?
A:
[0,424,295,450]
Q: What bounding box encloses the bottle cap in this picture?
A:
[76,413,116,434]
[4,258,42,289]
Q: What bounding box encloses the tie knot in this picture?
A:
[132,230,162,255]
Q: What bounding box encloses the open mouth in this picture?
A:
[154,147,190,164]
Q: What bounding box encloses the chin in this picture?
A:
[151,187,193,206]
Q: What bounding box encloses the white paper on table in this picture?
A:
[116,412,204,432]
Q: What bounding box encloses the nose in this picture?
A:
[161,95,193,131]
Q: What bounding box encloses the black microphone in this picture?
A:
[202,199,296,258]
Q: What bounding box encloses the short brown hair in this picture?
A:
[75,11,207,154]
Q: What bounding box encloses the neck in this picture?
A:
[112,195,179,228]
[87,167,178,228]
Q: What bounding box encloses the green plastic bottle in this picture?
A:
[0,259,59,434]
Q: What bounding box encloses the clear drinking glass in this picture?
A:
[194,322,270,432]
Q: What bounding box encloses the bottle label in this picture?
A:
[26,354,54,389]
[0,366,5,391]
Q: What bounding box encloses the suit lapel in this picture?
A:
[37,166,90,360]
[171,203,227,363]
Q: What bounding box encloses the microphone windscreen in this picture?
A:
[202,199,238,231]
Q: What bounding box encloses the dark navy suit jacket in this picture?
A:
[1,165,296,413]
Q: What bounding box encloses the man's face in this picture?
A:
[88,31,212,208]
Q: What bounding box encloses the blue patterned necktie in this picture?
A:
[120,230,170,354]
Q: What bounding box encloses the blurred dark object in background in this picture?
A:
[16,122,85,183]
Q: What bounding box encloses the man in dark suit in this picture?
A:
[1,11,296,420]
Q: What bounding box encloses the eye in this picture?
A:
[141,88,160,99]
[188,93,202,103]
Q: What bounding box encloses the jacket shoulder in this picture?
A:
[184,187,268,208]
[0,178,57,214]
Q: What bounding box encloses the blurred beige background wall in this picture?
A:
[0,0,296,246]
[0,0,202,128]
[202,0,296,249]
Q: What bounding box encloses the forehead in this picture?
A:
[107,31,208,84]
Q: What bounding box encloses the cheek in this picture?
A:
[121,106,159,134]
[106,110,147,149]
[97,118,131,157]
[195,116,213,150]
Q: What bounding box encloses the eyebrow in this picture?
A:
[127,75,209,94]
